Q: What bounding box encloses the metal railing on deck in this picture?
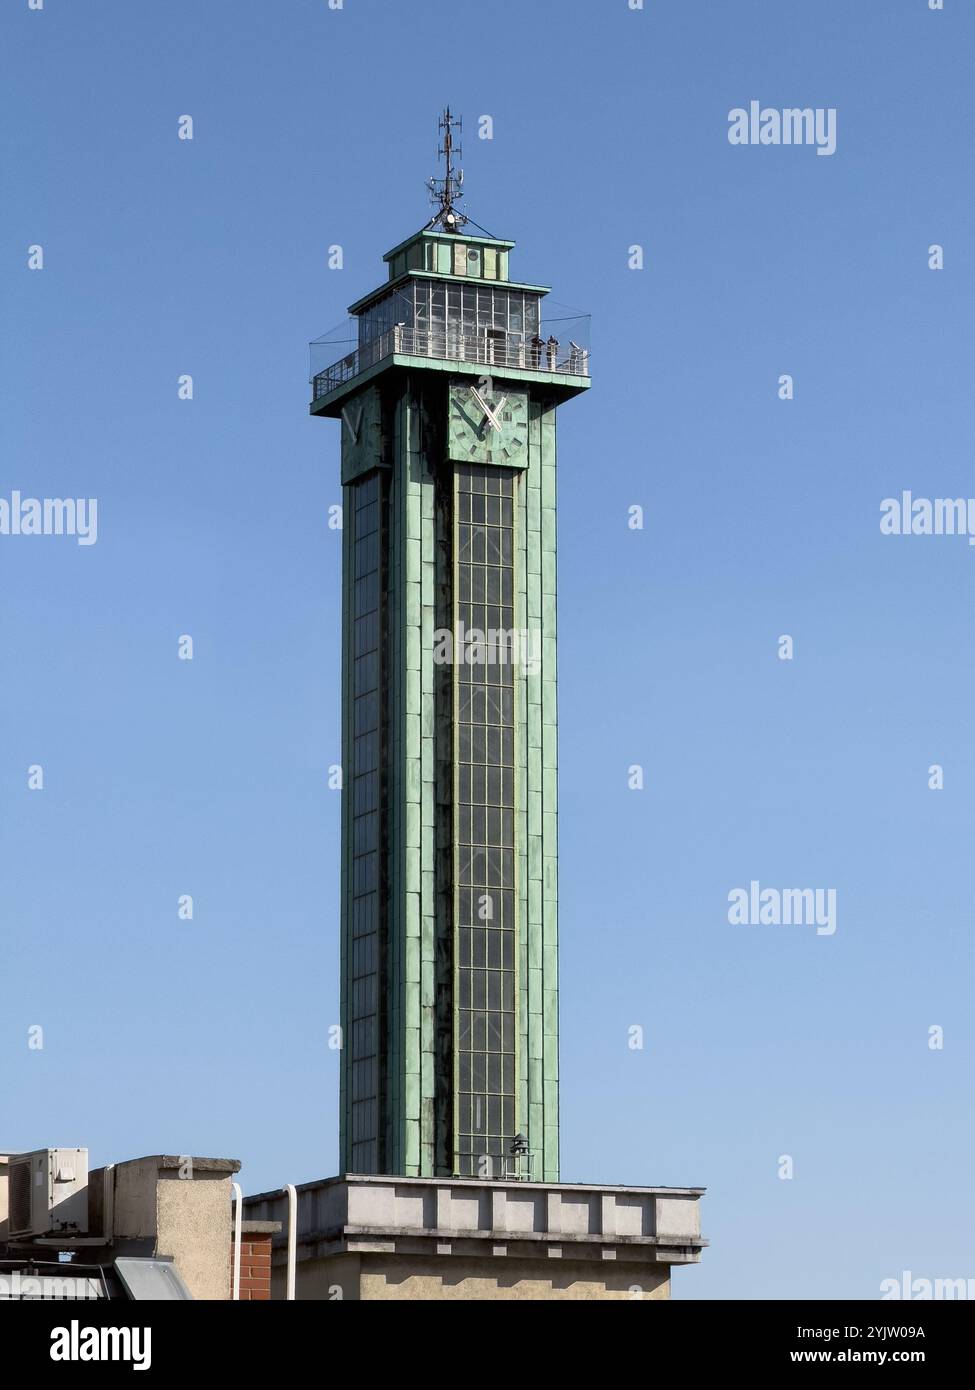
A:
[312,324,589,400]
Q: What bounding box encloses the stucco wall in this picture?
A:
[155,1172,232,1301]
[111,1158,160,1238]
[273,1251,670,1301]
[111,1156,238,1300]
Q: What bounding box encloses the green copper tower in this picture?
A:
[312,113,590,1180]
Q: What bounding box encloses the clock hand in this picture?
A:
[342,404,363,443]
[470,386,504,433]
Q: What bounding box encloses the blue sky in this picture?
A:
[2,0,972,1300]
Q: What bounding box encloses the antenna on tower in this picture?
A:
[427,107,468,233]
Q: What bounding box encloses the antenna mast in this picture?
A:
[427,107,468,233]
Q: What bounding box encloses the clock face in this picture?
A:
[340,384,382,483]
[448,381,529,469]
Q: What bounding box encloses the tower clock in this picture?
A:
[448,381,529,469]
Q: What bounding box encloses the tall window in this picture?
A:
[349,471,383,1171]
[454,466,517,1176]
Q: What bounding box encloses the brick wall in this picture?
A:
[230,1228,273,1301]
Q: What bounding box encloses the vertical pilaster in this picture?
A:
[389,377,441,1177]
[518,394,560,1181]
[417,386,439,1176]
[339,481,353,1170]
[387,395,406,1173]
[540,403,560,1182]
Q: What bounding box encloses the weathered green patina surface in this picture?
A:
[330,226,587,1179]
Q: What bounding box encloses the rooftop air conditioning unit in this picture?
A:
[6,1148,89,1238]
